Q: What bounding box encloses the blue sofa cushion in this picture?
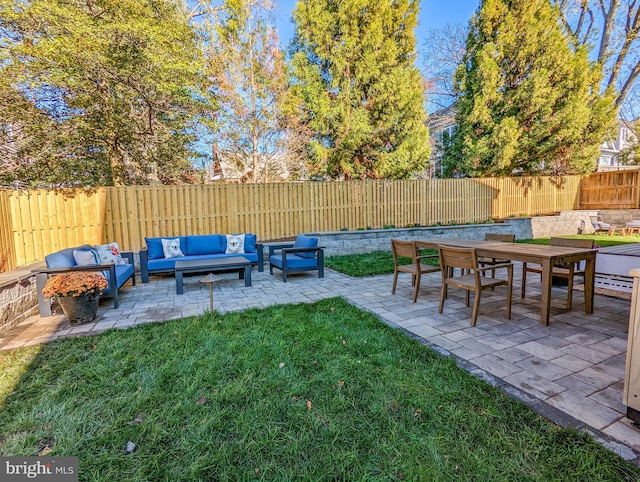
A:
[270,254,318,269]
[45,244,94,268]
[186,235,224,255]
[293,235,318,258]
[244,234,257,253]
[146,236,187,260]
[145,237,164,260]
[147,252,259,272]
[102,264,135,291]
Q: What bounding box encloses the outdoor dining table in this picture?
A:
[415,238,598,326]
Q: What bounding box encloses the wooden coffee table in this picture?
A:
[174,257,252,294]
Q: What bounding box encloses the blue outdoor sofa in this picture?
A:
[34,244,136,316]
[140,234,264,283]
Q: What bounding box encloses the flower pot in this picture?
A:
[57,292,100,324]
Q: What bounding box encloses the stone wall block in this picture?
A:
[0,278,38,335]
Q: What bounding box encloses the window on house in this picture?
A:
[599,156,613,166]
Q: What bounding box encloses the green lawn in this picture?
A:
[326,234,640,277]
[326,249,439,277]
[1,298,638,480]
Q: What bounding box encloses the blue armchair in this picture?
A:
[268,235,325,282]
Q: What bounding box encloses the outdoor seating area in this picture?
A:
[590,215,640,236]
[2,260,639,464]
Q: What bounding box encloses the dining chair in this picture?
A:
[478,233,516,277]
[437,245,513,326]
[391,239,440,303]
[521,237,594,309]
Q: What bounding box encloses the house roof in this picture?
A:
[427,105,457,132]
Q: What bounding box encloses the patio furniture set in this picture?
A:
[591,215,640,236]
[32,230,607,329]
[390,235,598,327]
[34,233,325,317]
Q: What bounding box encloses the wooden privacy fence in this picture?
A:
[580,169,640,209]
[0,176,581,272]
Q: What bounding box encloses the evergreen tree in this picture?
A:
[290,0,430,180]
[445,0,616,177]
[0,0,208,187]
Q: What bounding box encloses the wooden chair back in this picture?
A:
[391,239,418,265]
[549,238,594,249]
[484,233,515,242]
[391,239,439,303]
[438,245,477,273]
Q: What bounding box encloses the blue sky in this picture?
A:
[274,0,479,50]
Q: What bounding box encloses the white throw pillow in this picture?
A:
[73,249,98,266]
[95,242,126,265]
[225,234,245,254]
[161,238,184,259]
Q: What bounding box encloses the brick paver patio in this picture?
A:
[1,263,639,464]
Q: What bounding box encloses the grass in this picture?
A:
[326,234,640,277]
[326,249,439,277]
[1,298,639,480]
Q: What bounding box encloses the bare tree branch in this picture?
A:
[560,0,640,111]
[421,23,467,111]
[606,2,640,89]
[617,61,640,108]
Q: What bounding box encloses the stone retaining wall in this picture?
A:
[308,210,597,256]
[0,278,38,335]
[598,209,640,226]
